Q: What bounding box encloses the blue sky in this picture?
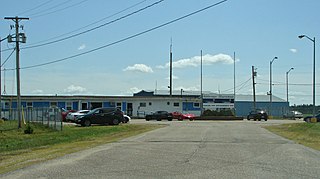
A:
[0,0,319,105]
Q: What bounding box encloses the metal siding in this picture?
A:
[183,102,200,111]
[235,101,289,117]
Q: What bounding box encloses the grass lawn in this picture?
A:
[0,120,164,174]
[265,122,320,151]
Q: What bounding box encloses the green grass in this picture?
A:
[265,122,320,151]
[0,120,164,174]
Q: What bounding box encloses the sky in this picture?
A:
[0,0,319,106]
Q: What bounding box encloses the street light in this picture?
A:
[269,56,278,117]
[286,68,294,103]
[298,35,316,119]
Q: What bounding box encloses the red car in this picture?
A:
[171,111,195,121]
[61,108,76,122]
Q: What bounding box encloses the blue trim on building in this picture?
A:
[122,102,127,111]
[58,102,65,109]
[72,102,78,110]
[183,102,200,111]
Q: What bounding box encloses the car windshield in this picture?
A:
[86,108,99,115]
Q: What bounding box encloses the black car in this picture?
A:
[76,107,124,127]
[304,114,320,123]
[145,111,173,121]
[247,109,268,121]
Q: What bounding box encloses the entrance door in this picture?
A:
[82,103,88,110]
[127,103,133,116]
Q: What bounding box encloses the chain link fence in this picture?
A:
[1,107,63,131]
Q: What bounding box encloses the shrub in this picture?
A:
[24,122,34,134]
[202,109,234,116]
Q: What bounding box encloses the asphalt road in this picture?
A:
[2,120,320,179]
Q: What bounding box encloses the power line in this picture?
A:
[25,0,147,47]
[1,0,150,53]
[30,0,89,19]
[10,0,228,70]
[26,0,76,17]
[18,0,52,15]
[1,48,15,67]
[21,0,164,50]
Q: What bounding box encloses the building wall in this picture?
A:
[235,101,289,117]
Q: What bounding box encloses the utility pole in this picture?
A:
[200,50,203,115]
[233,52,236,115]
[169,38,173,97]
[252,66,256,110]
[5,16,29,128]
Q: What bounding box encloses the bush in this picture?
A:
[202,109,234,117]
[24,123,34,134]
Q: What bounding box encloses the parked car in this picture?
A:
[66,110,90,122]
[283,111,303,119]
[123,114,131,123]
[171,111,195,121]
[145,111,173,121]
[247,109,268,121]
[304,114,320,123]
[75,107,124,127]
[61,108,77,121]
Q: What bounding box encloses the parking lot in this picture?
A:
[2,119,319,179]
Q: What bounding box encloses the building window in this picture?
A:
[140,102,146,107]
[194,103,200,108]
[167,102,170,105]
[173,102,179,107]
[5,102,10,109]
[116,102,122,110]
[27,102,33,109]
[110,102,115,107]
[149,102,152,106]
[66,102,72,110]
[50,102,57,107]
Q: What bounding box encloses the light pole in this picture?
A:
[269,56,278,118]
[298,35,316,119]
[286,68,294,103]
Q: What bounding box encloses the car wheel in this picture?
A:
[84,120,91,127]
[112,118,120,125]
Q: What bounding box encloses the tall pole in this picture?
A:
[252,66,256,110]
[5,16,29,128]
[169,39,172,97]
[312,37,316,118]
[269,57,278,118]
[233,52,236,115]
[286,68,294,103]
[298,35,316,119]
[200,50,203,115]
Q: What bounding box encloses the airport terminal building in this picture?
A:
[0,90,289,118]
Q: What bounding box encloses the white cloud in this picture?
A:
[290,48,297,53]
[123,64,153,73]
[78,44,86,50]
[64,85,86,94]
[157,53,235,69]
